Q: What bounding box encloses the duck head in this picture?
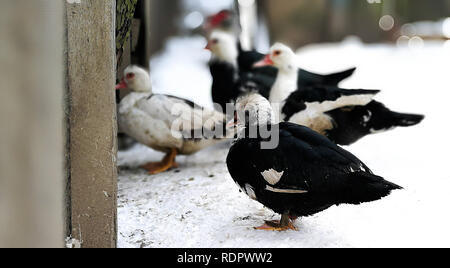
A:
[253,43,298,73]
[116,65,152,93]
[205,30,238,64]
[235,93,274,128]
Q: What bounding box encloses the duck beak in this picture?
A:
[226,112,239,128]
[226,120,237,128]
[253,54,274,68]
[205,42,211,51]
[115,79,128,90]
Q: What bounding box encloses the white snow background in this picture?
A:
[118,35,450,248]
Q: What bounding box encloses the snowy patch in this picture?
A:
[65,237,82,248]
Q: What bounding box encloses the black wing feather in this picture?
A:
[237,50,356,87]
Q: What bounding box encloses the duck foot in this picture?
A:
[141,148,178,175]
[254,214,298,231]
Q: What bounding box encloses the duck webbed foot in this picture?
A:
[254,214,298,231]
[141,148,178,175]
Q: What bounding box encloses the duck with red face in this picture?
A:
[116,65,234,175]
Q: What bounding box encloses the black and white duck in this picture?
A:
[206,30,243,111]
[204,10,356,89]
[206,30,357,114]
[206,30,272,111]
[254,43,424,145]
[226,93,402,231]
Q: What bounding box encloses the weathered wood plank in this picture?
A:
[66,0,118,248]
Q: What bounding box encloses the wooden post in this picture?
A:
[66,0,118,248]
[0,0,64,248]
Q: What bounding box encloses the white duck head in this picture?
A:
[235,93,274,127]
[205,30,238,65]
[116,65,152,93]
[253,43,298,73]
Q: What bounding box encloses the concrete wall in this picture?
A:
[66,0,118,248]
[0,0,64,248]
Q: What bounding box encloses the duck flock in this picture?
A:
[116,10,424,232]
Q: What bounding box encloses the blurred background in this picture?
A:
[142,0,450,57]
[122,0,450,108]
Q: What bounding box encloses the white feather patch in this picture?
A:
[269,72,298,104]
[261,169,285,185]
[310,93,376,113]
[245,184,257,200]
[370,127,394,134]
[265,186,308,194]
[287,93,376,134]
[363,110,373,126]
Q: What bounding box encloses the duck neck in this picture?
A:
[118,91,150,115]
[237,123,274,140]
[214,45,238,67]
[269,67,298,104]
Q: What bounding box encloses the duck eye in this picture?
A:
[273,50,282,56]
[126,73,135,80]
[212,39,219,44]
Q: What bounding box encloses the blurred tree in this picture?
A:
[260,0,329,47]
[395,0,450,22]
[147,0,181,57]
[259,0,450,47]
[116,0,139,68]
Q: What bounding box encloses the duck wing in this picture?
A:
[136,94,230,140]
[325,100,425,146]
[237,49,356,87]
[282,86,380,121]
[298,68,356,87]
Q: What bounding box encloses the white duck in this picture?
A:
[116,65,233,174]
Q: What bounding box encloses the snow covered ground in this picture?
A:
[118,36,450,248]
